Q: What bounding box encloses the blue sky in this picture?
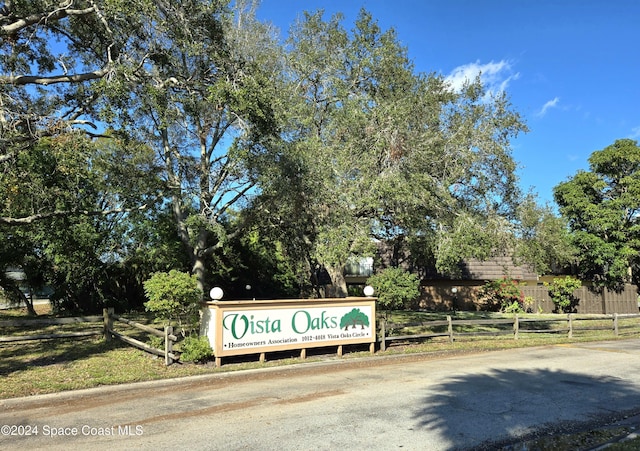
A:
[256,0,640,205]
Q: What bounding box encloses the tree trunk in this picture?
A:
[191,226,211,299]
[325,265,348,298]
[192,257,206,297]
[24,290,37,316]
[0,278,37,316]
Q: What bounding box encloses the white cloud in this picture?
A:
[536,97,560,117]
[445,60,519,98]
[629,125,640,139]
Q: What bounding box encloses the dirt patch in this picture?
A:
[274,389,345,405]
[130,397,272,426]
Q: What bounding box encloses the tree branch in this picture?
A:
[0,205,148,226]
[1,4,95,35]
[0,67,110,86]
[211,183,255,222]
[200,228,241,257]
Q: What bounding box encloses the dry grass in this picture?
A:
[1,305,639,399]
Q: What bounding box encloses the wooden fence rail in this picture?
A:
[4,310,640,363]
[0,309,178,366]
[104,308,178,366]
[378,313,640,350]
[0,315,104,343]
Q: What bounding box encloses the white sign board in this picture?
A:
[201,298,376,358]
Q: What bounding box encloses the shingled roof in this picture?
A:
[459,256,539,281]
[372,240,539,281]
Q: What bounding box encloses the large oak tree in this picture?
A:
[1,1,283,301]
[110,0,282,294]
[257,9,527,296]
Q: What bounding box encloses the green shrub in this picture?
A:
[523,296,535,313]
[479,277,525,313]
[545,276,581,313]
[503,300,524,314]
[147,335,164,350]
[143,270,203,336]
[366,267,420,310]
[179,335,213,363]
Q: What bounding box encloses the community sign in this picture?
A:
[201,298,376,357]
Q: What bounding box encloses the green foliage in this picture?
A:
[215,223,301,299]
[143,271,203,335]
[502,300,524,314]
[554,139,640,288]
[0,1,114,146]
[545,276,582,313]
[0,133,165,313]
[118,1,282,294]
[514,195,576,275]
[1,1,528,307]
[367,268,420,310]
[258,8,527,294]
[434,213,512,276]
[479,278,525,313]
[179,335,213,363]
[147,335,164,350]
[523,296,535,313]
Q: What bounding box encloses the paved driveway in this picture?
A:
[2,339,640,450]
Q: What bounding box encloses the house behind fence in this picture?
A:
[409,255,638,314]
[418,282,639,315]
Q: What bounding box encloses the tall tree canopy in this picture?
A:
[1,2,536,309]
[0,1,180,312]
[554,138,640,288]
[111,0,282,293]
[1,0,285,303]
[513,194,575,275]
[0,0,160,224]
[255,9,527,296]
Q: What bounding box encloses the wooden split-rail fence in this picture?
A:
[103,308,178,365]
[4,309,640,364]
[378,313,640,351]
[0,308,178,365]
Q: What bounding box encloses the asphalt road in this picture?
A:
[2,339,640,450]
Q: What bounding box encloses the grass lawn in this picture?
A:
[4,303,640,450]
[1,304,639,399]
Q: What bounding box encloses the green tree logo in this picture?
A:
[340,308,370,330]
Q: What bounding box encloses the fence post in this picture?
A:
[103,308,114,342]
[514,314,519,340]
[164,325,173,366]
[568,314,573,338]
[380,319,386,352]
[447,315,453,342]
[613,313,619,336]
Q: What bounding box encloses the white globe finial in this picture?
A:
[363,285,375,297]
[209,287,224,300]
